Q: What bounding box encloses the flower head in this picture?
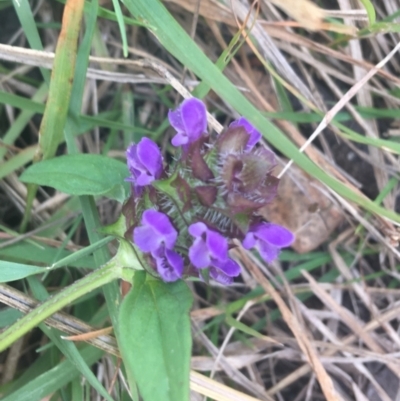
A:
[126,137,163,186]
[152,247,183,282]
[188,222,241,284]
[242,223,294,263]
[133,209,177,253]
[229,117,261,151]
[168,98,208,146]
[123,100,291,285]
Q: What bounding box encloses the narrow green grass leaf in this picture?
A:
[50,236,114,269]
[122,88,135,146]
[359,22,400,35]
[0,242,95,269]
[20,0,85,231]
[37,1,84,161]
[357,106,400,118]
[281,255,332,282]
[193,28,246,99]
[2,349,57,395]
[42,0,123,343]
[67,0,98,125]
[60,0,123,345]
[26,276,115,401]
[111,0,128,57]
[20,154,129,203]
[0,262,119,352]
[0,146,37,180]
[358,0,376,24]
[55,0,147,27]
[0,346,103,401]
[0,90,147,134]
[0,84,47,160]
[72,379,84,400]
[123,0,400,224]
[13,0,50,83]
[119,272,193,401]
[0,308,23,328]
[0,91,44,113]
[0,261,46,282]
[334,120,400,154]
[381,9,400,22]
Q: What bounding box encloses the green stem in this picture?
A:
[0,260,120,352]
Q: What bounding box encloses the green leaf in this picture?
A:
[20,154,130,203]
[358,0,376,25]
[13,0,50,83]
[0,261,46,283]
[111,0,128,57]
[0,308,23,328]
[118,272,193,401]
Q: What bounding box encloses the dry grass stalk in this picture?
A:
[237,247,343,401]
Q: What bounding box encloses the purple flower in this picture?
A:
[152,246,184,282]
[133,210,177,253]
[168,98,208,146]
[242,223,294,263]
[188,222,241,284]
[126,137,163,186]
[229,117,261,150]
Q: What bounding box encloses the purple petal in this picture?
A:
[133,225,162,253]
[206,229,228,262]
[253,223,295,247]
[169,98,207,146]
[126,138,162,186]
[126,143,138,171]
[133,210,178,253]
[230,117,261,150]
[181,98,207,142]
[171,131,188,146]
[142,210,177,249]
[188,222,207,238]
[242,231,257,250]
[257,241,279,263]
[135,171,156,187]
[213,258,241,277]
[168,108,184,133]
[126,144,145,182]
[155,249,183,282]
[209,267,234,285]
[189,238,210,269]
[136,137,163,178]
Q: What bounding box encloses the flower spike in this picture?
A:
[124,98,295,284]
